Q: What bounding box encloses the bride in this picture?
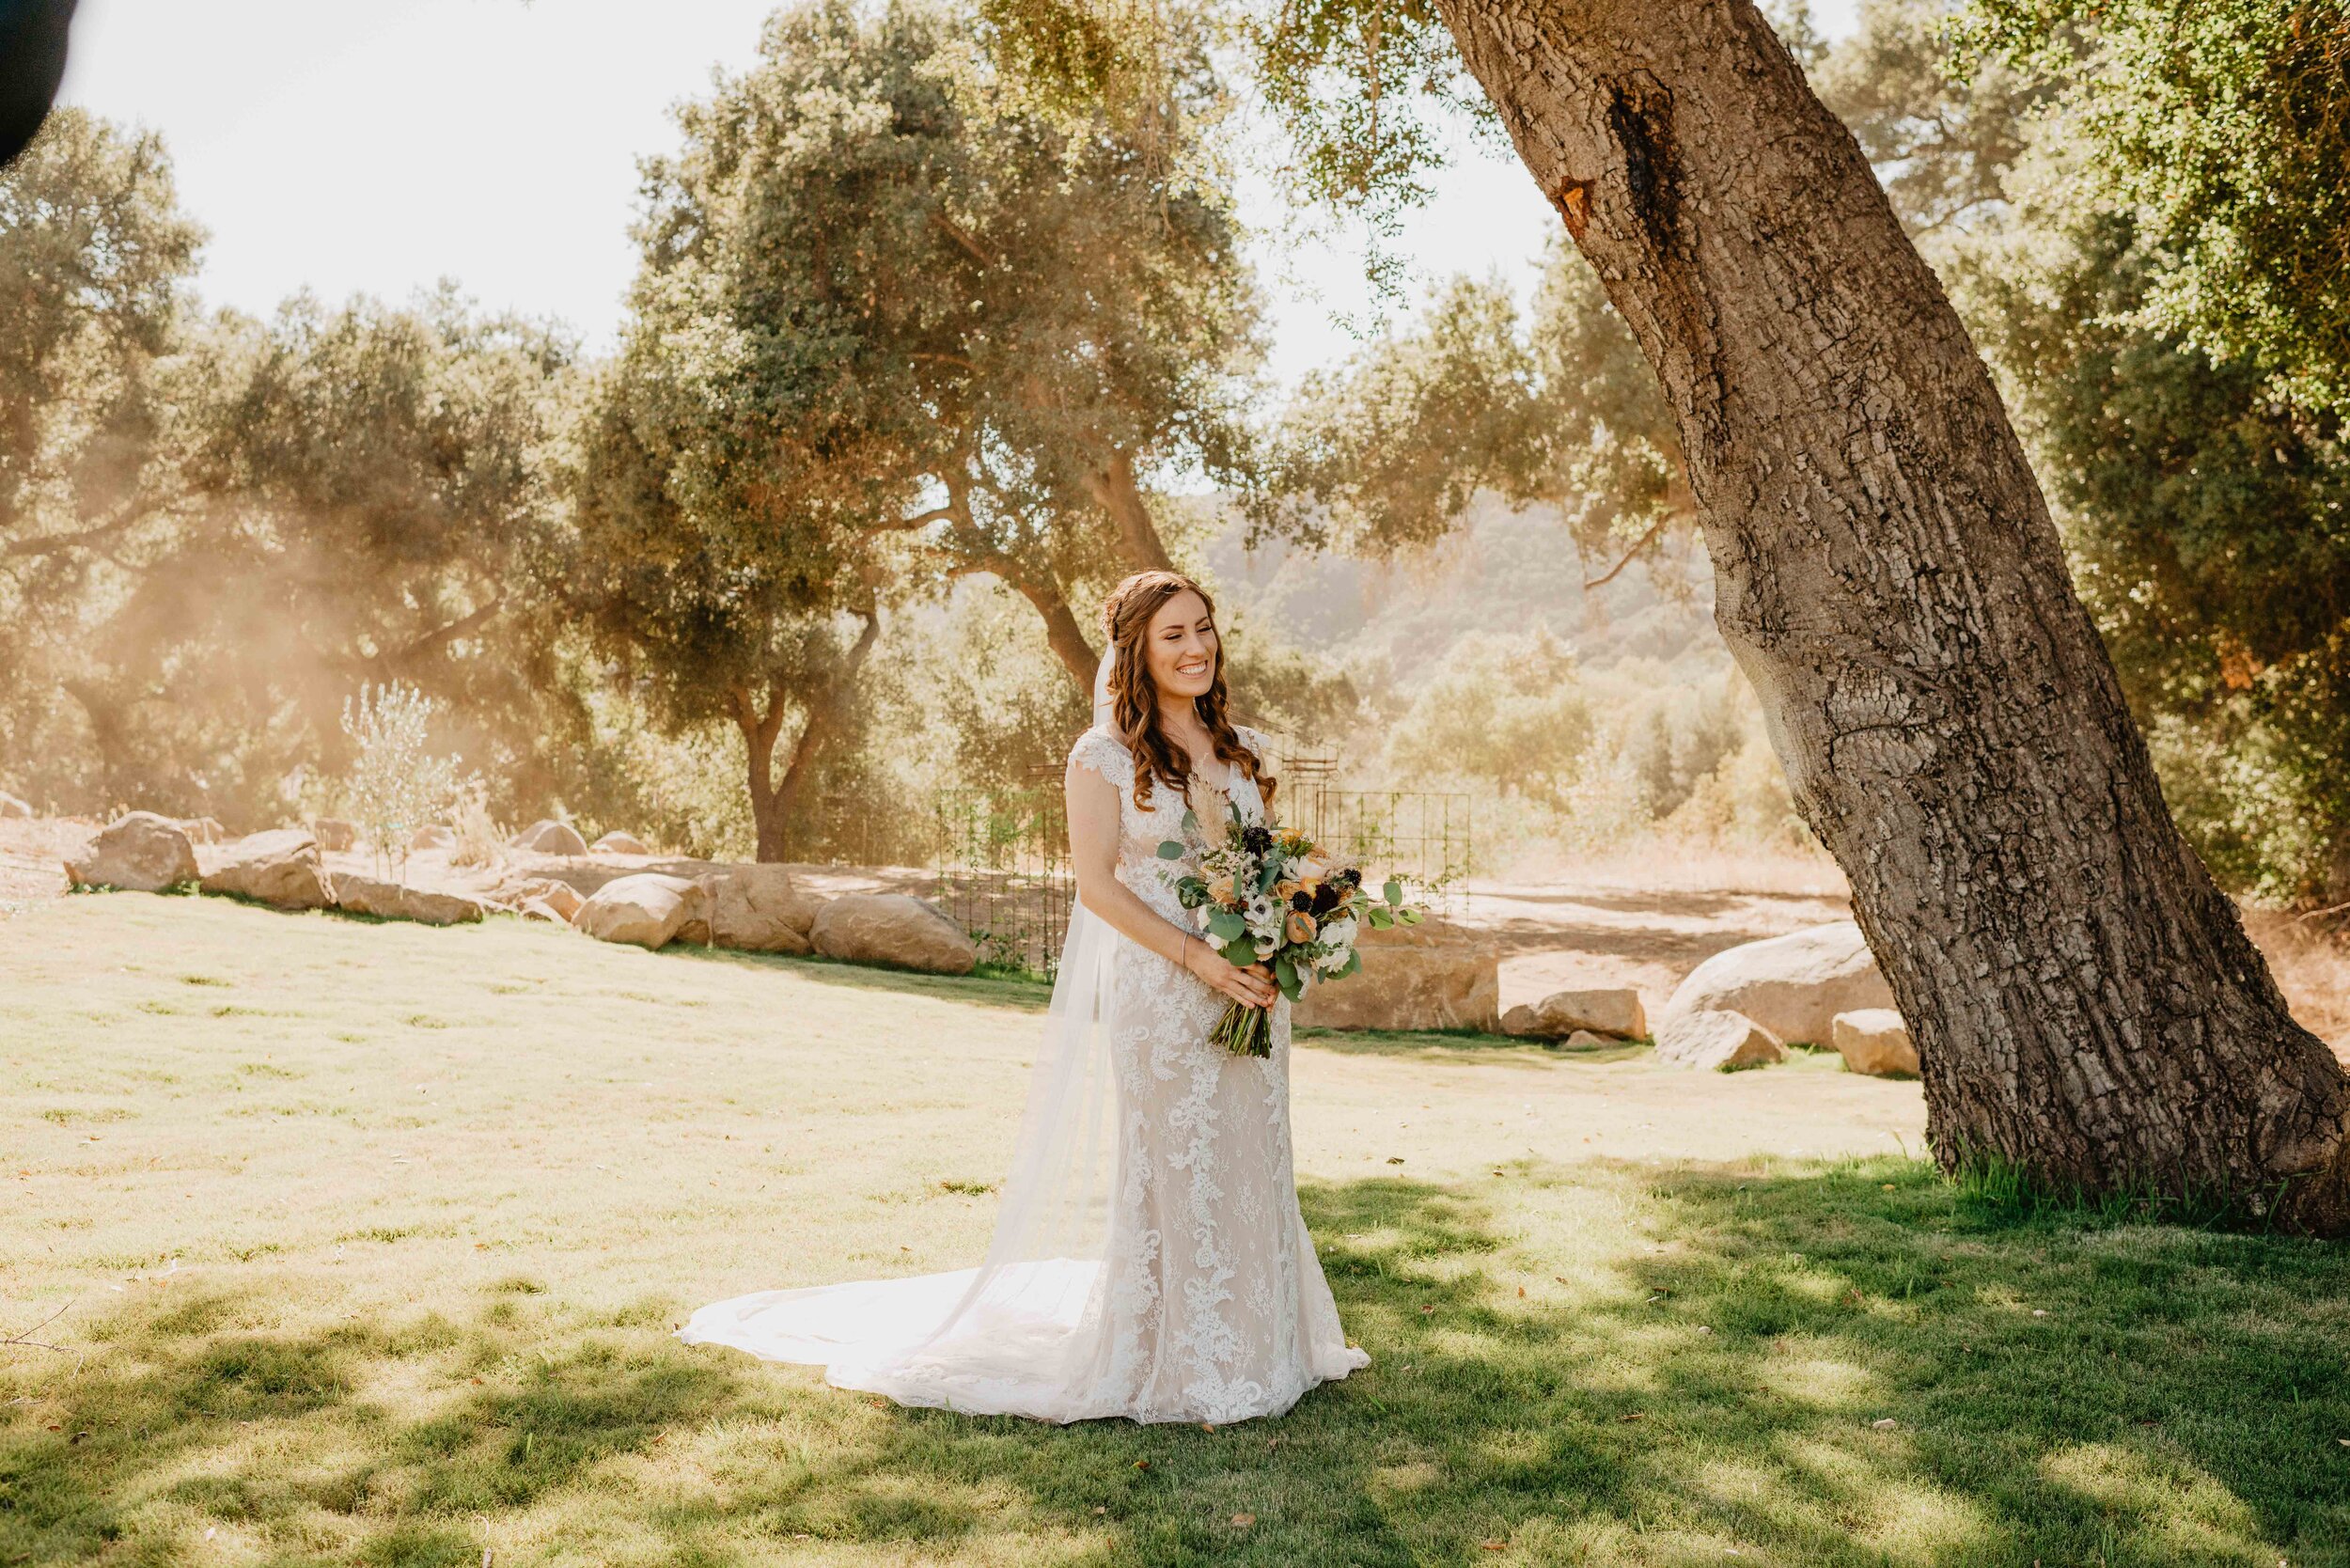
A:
[680,568,1369,1424]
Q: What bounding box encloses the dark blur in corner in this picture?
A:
[1,0,76,166]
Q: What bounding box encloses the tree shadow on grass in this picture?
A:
[8,1162,2346,1566]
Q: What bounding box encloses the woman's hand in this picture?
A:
[1188,942,1277,1010]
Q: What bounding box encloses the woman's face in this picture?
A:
[1142,589,1218,701]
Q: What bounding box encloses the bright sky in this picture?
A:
[58,0,1856,387]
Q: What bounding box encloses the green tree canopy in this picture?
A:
[1965,0,2350,414]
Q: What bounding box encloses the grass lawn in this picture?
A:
[3,895,2347,1566]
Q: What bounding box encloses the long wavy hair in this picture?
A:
[1102,570,1273,812]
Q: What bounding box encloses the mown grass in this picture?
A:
[2,896,2346,1565]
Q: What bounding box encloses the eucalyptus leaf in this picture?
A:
[1156,839,1186,860]
[1384,877,1403,905]
[1221,935,1257,967]
[1207,908,1248,942]
[1368,905,1394,929]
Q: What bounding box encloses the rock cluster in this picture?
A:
[705,862,822,954]
[198,829,333,911]
[511,819,589,856]
[1653,921,1901,1072]
[809,892,977,975]
[1830,1008,1919,1077]
[575,872,707,949]
[1500,986,1647,1042]
[65,812,198,892]
[331,874,486,925]
[1292,917,1498,1033]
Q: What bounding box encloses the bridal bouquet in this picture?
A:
[1159,805,1423,1058]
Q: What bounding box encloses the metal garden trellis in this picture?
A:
[929,732,1474,979]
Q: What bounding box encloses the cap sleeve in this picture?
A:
[1067,725,1135,794]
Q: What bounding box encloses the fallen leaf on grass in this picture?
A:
[1420,1305,1434,1314]
[1132,1460,1149,1470]
[1481,1541,1508,1552]
[1619,1412,1643,1422]
[1093,1506,1107,1515]
[1230,1513,1255,1529]
[1386,1156,1404,1165]
[1872,1418,1898,1431]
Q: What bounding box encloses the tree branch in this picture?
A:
[1581,514,1669,591]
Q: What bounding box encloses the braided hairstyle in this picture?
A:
[1101,570,1274,813]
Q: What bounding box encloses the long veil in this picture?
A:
[677,649,1132,1421]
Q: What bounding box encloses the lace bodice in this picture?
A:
[1068,723,1273,924]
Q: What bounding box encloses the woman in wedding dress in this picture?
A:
[680,569,1369,1424]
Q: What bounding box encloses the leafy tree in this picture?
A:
[1959,153,2350,902]
[627,0,1258,703]
[1260,251,1682,588]
[978,0,2350,1226]
[0,108,202,804]
[0,113,576,823]
[1965,0,2350,414]
[44,290,574,823]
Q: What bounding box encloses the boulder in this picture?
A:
[511,819,588,856]
[591,830,650,855]
[1832,1009,1919,1077]
[410,824,456,852]
[1656,921,1893,1048]
[1292,917,1499,1033]
[809,892,977,975]
[199,829,333,910]
[509,877,584,921]
[311,817,358,852]
[64,811,198,892]
[0,793,32,820]
[700,862,822,954]
[1499,985,1647,1041]
[1655,1008,1787,1071]
[1560,1029,1614,1051]
[334,874,486,926]
[575,872,709,950]
[518,895,572,923]
[176,817,228,846]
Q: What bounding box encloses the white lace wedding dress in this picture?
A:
[680,722,1369,1424]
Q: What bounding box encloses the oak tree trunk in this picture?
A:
[1014,573,1101,694]
[731,614,882,864]
[1432,0,2350,1227]
[1086,448,1177,574]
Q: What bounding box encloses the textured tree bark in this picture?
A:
[771,610,880,852]
[731,682,792,865]
[731,613,881,864]
[1432,0,2350,1228]
[955,553,1100,693]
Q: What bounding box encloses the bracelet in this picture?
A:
[1179,933,1196,974]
